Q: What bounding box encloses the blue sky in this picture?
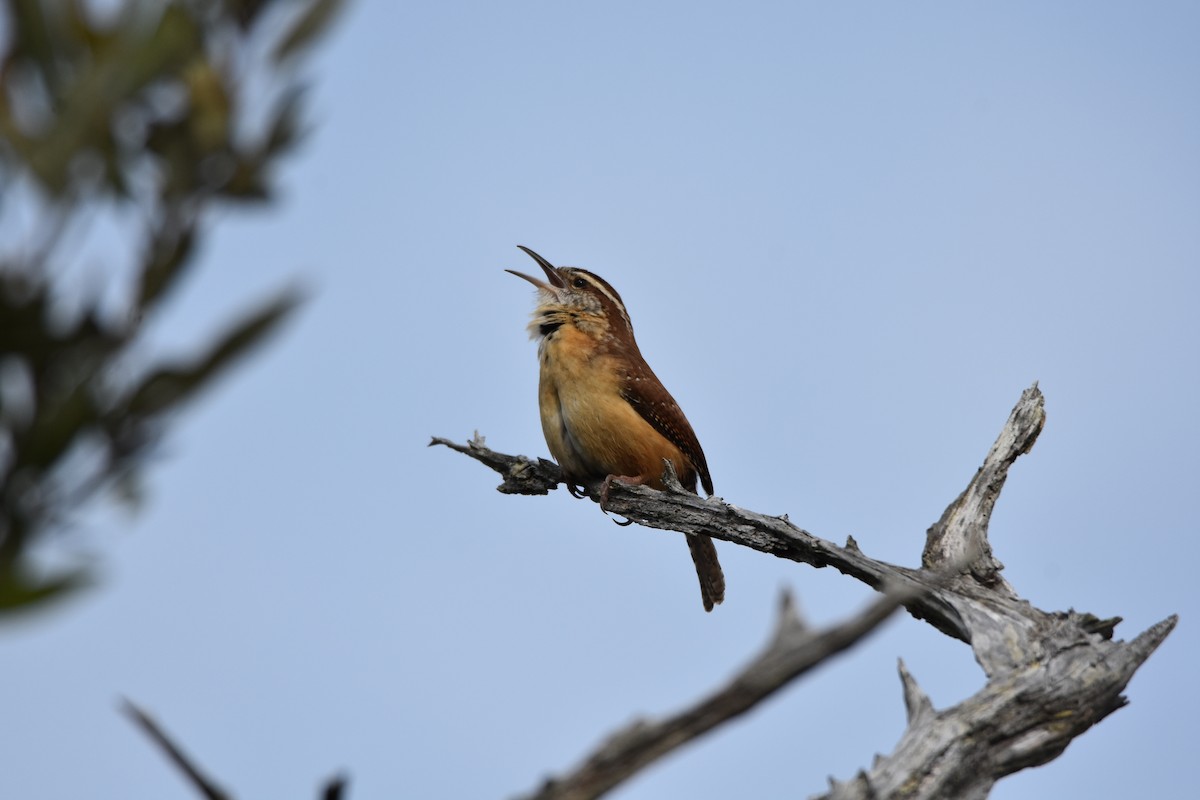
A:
[4,2,1197,798]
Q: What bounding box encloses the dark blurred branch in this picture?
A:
[437,383,1177,799]
[122,700,230,800]
[123,699,350,800]
[516,586,921,800]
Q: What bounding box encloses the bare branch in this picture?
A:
[436,383,1178,798]
[921,383,1046,586]
[429,434,561,495]
[897,659,933,727]
[431,435,969,641]
[820,613,1177,800]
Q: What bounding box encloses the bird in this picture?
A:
[507,245,725,611]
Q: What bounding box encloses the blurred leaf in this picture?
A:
[112,470,146,512]
[263,85,308,158]
[122,4,204,89]
[183,58,232,153]
[101,143,132,199]
[0,566,92,614]
[16,382,101,471]
[198,290,303,372]
[223,0,273,30]
[0,276,49,355]
[219,156,271,201]
[6,0,62,92]
[272,0,345,64]
[136,223,197,311]
[119,368,191,418]
[64,0,120,59]
[19,3,203,196]
[125,289,302,416]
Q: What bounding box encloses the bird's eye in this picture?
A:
[572,277,587,288]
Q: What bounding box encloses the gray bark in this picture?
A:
[432,384,1176,799]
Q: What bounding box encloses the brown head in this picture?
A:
[506,246,636,344]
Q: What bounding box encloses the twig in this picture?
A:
[121,699,231,800]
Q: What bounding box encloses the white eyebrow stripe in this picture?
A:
[576,271,631,329]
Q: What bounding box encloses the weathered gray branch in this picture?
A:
[431,434,966,641]
[823,616,1174,800]
[434,383,1177,799]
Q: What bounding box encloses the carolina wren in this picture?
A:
[507,246,725,612]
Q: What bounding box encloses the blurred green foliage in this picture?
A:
[0,0,343,615]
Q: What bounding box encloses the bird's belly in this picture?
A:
[539,349,685,487]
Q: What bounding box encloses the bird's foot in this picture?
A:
[600,474,648,526]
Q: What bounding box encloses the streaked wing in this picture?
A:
[618,357,714,496]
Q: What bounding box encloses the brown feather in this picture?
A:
[686,533,725,611]
[618,356,714,496]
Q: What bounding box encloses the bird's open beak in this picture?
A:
[506,245,565,293]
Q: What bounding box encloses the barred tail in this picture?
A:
[686,533,725,612]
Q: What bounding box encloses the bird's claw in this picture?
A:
[600,474,636,526]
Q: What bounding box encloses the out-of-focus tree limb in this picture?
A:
[516,586,922,800]
[121,700,231,800]
[122,699,349,800]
